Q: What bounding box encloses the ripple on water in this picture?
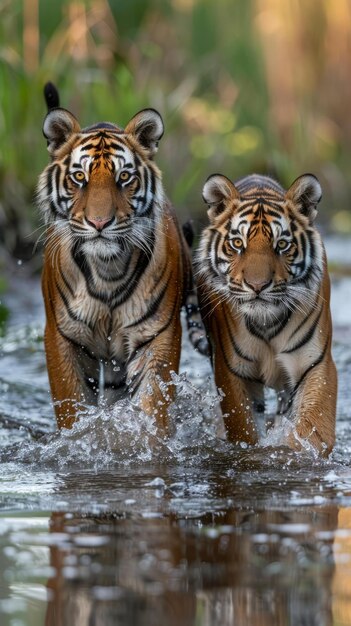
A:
[0,371,327,472]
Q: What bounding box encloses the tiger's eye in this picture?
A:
[119,171,131,182]
[72,171,85,183]
[230,238,244,250]
[277,239,290,251]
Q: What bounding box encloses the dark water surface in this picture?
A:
[1,238,351,626]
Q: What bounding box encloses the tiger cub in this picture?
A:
[195,173,337,456]
[36,98,201,434]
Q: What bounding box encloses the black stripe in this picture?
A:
[78,134,103,147]
[71,242,100,296]
[150,168,156,196]
[216,324,261,383]
[49,198,58,216]
[266,309,292,339]
[236,183,285,199]
[54,320,98,362]
[138,168,155,216]
[222,312,254,362]
[74,340,98,361]
[94,252,132,282]
[265,208,283,219]
[297,232,307,275]
[214,231,222,266]
[45,278,57,319]
[126,294,180,397]
[112,246,154,308]
[108,142,126,152]
[288,296,318,339]
[238,206,255,217]
[72,240,154,308]
[79,141,101,151]
[125,266,169,328]
[55,166,61,201]
[261,200,285,211]
[46,166,54,196]
[134,154,142,167]
[244,309,291,341]
[59,267,74,297]
[245,316,268,342]
[56,280,94,331]
[72,242,121,304]
[290,339,329,398]
[283,306,323,353]
[127,292,179,365]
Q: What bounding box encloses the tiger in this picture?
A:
[194,172,337,456]
[36,85,206,434]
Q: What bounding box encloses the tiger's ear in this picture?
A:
[202,174,240,222]
[43,108,81,155]
[286,174,322,223]
[124,108,164,157]
[44,81,60,111]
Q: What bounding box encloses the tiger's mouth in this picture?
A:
[228,286,288,311]
[81,237,127,256]
[78,222,155,259]
[237,297,288,321]
[75,226,132,241]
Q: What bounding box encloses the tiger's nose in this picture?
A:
[86,216,114,231]
[244,279,271,294]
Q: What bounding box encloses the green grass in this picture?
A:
[1,0,350,260]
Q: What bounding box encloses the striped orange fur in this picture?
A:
[37,102,201,435]
[195,173,337,456]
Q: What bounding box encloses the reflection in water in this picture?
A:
[45,501,338,626]
[333,507,351,626]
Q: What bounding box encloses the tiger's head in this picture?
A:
[37,107,164,259]
[196,173,324,322]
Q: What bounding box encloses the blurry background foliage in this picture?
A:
[1,0,351,260]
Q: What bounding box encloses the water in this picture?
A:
[1,238,351,626]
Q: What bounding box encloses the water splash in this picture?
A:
[260,415,321,459]
[0,365,332,473]
[0,373,226,470]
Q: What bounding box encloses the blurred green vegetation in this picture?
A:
[1,0,351,259]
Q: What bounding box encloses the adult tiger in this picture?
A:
[195,173,337,456]
[37,94,205,434]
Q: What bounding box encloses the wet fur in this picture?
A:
[37,104,193,434]
[195,173,337,456]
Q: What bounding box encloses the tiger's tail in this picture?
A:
[182,221,210,357]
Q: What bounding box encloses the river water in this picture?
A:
[1,237,351,626]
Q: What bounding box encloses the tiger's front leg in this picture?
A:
[45,323,86,429]
[286,351,337,456]
[126,319,182,436]
[216,370,259,446]
[208,315,259,446]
